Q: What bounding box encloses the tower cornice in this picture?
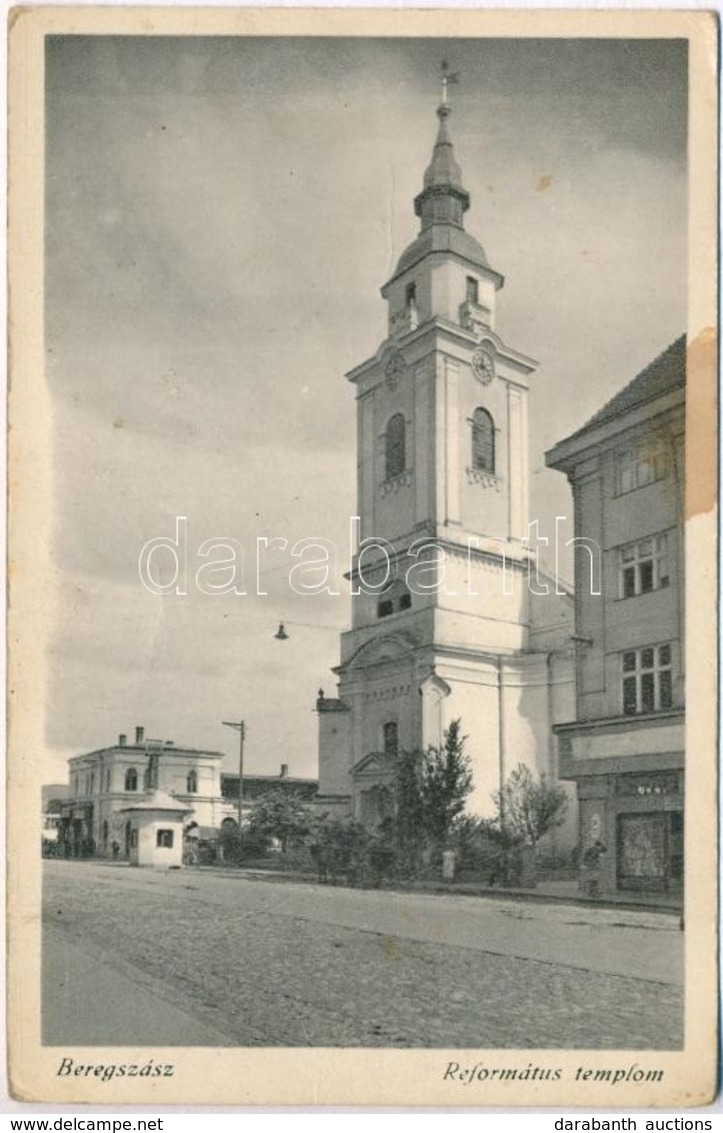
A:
[345,320,538,388]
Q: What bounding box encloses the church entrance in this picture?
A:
[359,785,394,827]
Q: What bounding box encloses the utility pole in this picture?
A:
[222,719,245,849]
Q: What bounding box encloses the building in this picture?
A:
[220,763,318,817]
[316,92,576,832]
[41,783,68,849]
[121,789,192,868]
[58,725,226,857]
[546,336,685,894]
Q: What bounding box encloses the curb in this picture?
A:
[199,866,681,916]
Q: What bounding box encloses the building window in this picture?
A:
[472,408,495,473]
[619,535,669,598]
[466,276,479,304]
[157,829,174,849]
[622,644,673,715]
[383,722,399,758]
[125,768,138,792]
[616,440,667,495]
[186,769,198,794]
[377,580,412,619]
[385,414,406,480]
[90,772,95,795]
[405,282,416,308]
[105,768,111,791]
[130,829,138,849]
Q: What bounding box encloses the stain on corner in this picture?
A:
[686,326,717,520]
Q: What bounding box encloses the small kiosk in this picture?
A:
[120,789,191,868]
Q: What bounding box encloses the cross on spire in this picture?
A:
[440,60,460,107]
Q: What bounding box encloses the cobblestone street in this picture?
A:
[43,861,683,1049]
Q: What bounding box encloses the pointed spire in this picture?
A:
[414,99,470,231]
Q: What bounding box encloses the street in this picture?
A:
[43,860,683,1049]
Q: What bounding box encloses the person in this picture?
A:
[582,839,607,898]
[111,840,120,860]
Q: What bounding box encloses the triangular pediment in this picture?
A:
[342,632,416,673]
[351,750,397,779]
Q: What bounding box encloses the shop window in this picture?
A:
[622,644,673,715]
[157,829,174,849]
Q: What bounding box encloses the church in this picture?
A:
[316,84,576,834]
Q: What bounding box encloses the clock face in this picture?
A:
[472,349,495,385]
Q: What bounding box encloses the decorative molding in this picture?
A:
[443,355,461,380]
[390,307,419,338]
[414,360,432,383]
[364,684,413,703]
[465,467,502,490]
[383,348,407,390]
[380,469,413,496]
[459,300,492,337]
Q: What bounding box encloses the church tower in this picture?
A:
[316,84,575,827]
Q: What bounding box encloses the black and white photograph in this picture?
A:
[8,7,718,1107]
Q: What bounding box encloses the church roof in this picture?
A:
[387,224,495,289]
[421,104,465,194]
[383,99,501,292]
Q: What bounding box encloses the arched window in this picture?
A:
[186,769,198,794]
[383,721,399,758]
[124,768,138,792]
[472,408,495,473]
[385,414,406,480]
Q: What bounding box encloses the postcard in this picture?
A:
[7,6,718,1107]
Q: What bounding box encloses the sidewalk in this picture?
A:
[201,864,682,915]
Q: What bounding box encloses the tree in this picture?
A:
[394,720,475,873]
[420,719,474,850]
[492,763,568,849]
[247,789,313,854]
[394,747,427,876]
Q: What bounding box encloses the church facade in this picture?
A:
[316,94,576,835]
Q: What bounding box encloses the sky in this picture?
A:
[44,35,688,782]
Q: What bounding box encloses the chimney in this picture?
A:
[135,725,144,745]
[280,763,288,778]
[118,733,127,748]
